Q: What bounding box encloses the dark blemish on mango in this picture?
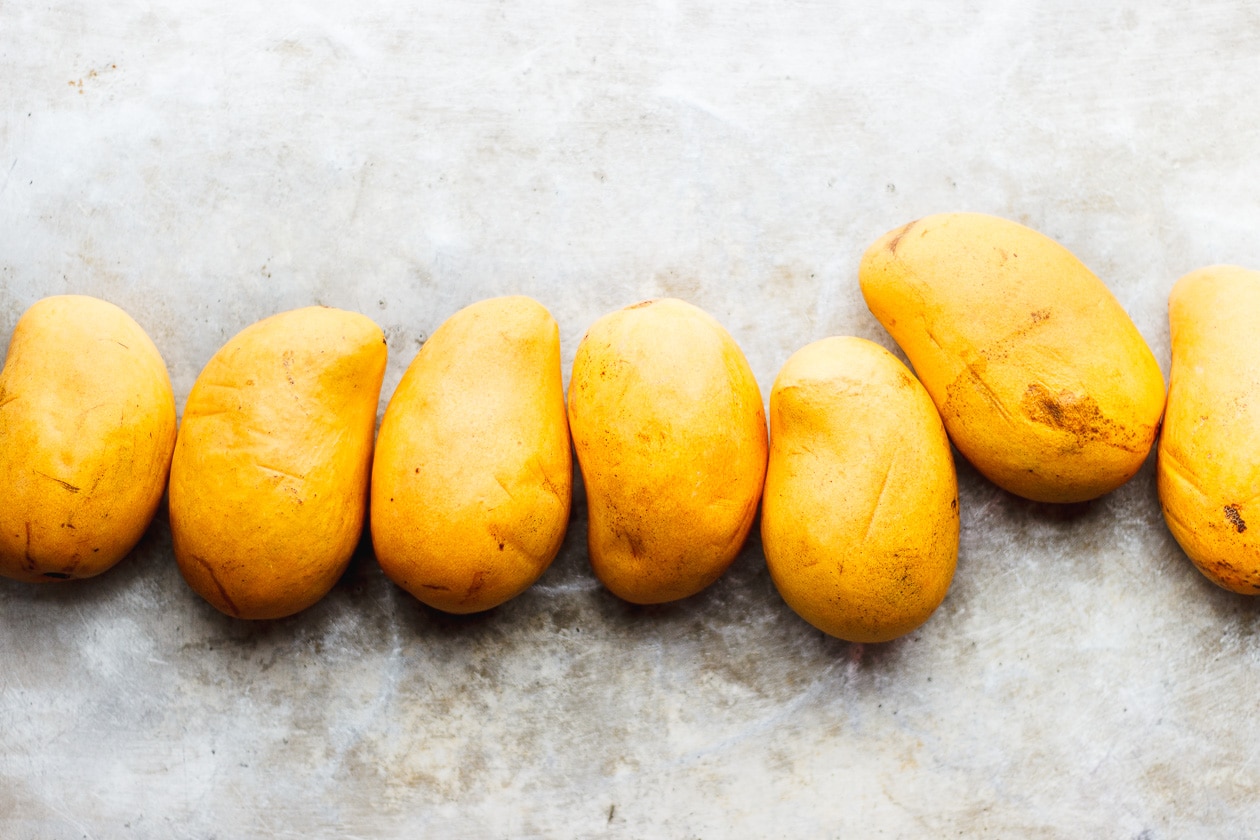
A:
[1031,308,1050,323]
[42,572,71,579]
[539,471,563,501]
[1038,393,1066,425]
[1020,383,1139,452]
[885,219,918,255]
[626,300,656,310]
[464,571,487,601]
[1225,504,1247,533]
[188,553,240,617]
[421,583,450,591]
[36,472,80,493]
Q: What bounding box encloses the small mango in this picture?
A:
[371,296,572,613]
[169,306,386,619]
[0,295,176,582]
[761,337,958,642]
[860,212,1165,503]
[1159,266,1260,593]
[568,298,767,604]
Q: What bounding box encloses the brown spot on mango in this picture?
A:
[884,219,919,255]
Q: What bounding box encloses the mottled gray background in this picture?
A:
[3,1,1260,837]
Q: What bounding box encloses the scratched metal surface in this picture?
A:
[3,2,1260,837]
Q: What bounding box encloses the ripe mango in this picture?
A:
[1159,266,1260,593]
[761,337,958,642]
[169,306,386,619]
[371,296,571,613]
[860,212,1165,503]
[568,298,767,604]
[0,295,176,582]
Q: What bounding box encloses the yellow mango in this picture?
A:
[568,298,767,604]
[1159,266,1260,593]
[761,337,958,642]
[0,295,176,582]
[169,306,386,619]
[860,212,1166,503]
[371,296,571,613]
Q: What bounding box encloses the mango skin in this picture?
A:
[859,212,1166,503]
[568,298,767,604]
[761,337,958,642]
[0,295,177,582]
[371,296,572,614]
[1159,266,1260,594]
[169,306,386,619]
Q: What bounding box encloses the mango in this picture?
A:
[1159,266,1260,593]
[859,212,1166,503]
[169,306,386,619]
[761,337,958,642]
[568,298,767,604]
[371,296,571,613]
[0,295,176,582]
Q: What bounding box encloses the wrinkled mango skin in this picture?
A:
[762,337,958,642]
[371,296,572,614]
[1159,266,1260,594]
[568,298,767,604]
[0,295,177,582]
[860,213,1166,503]
[169,307,386,619]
